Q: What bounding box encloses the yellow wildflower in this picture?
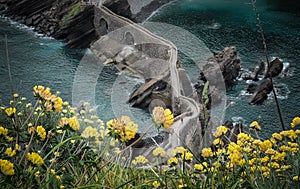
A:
[132,155,149,165]
[265,148,277,155]
[63,101,69,106]
[13,93,19,98]
[26,103,32,108]
[106,116,138,142]
[279,145,291,152]
[5,147,16,157]
[27,152,44,165]
[201,147,213,158]
[291,117,300,128]
[213,126,228,138]
[57,117,69,129]
[281,165,292,171]
[81,126,99,138]
[152,181,160,188]
[270,162,280,169]
[0,126,8,135]
[272,133,282,141]
[262,171,270,178]
[6,136,13,142]
[152,106,165,124]
[53,97,63,112]
[259,140,272,152]
[213,138,224,146]
[273,151,286,162]
[293,176,299,181]
[152,106,174,129]
[15,144,21,151]
[83,119,94,124]
[0,159,15,175]
[36,126,46,141]
[291,148,299,153]
[288,130,297,140]
[194,164,205,171]
[228,151,243,165]
[69,117,80,131]
[54,151,60,157]
[178,184,187,188]
[35,171,40,177]
[249,121,261,131]
[59,185,65,189]
[167,157,178,166]
[153,147,167,158]
[181,152,193,161]
[21,97,27,101]
[288,142,298,148]
[50,169,56,174]
[171,146,187,157]
[163,108,174,129]
[5,107,16,117]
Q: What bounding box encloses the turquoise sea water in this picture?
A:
[148,0,300,136]
[0,17,149,128]
[1,1,300,136]
[0,18,84,103]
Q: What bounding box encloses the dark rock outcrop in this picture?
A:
[195,46,240,106]
[264,58,283,79]
[0,0,99,48]
[54,5,98,48]
[0,0,175,48]
[128,78,171,108]
[250,79,273,105]
[103,0,174,23]
[202,46,241,87]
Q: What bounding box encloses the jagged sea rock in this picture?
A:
[250,79,273,105]
[264,57,283,79]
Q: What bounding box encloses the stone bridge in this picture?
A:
[74,4,203,162]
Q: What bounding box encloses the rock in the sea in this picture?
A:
[207,46,241,87]
[250,79,273,105]
[195,46,240,107]
[246,83,258,94]
[253,60,265,81]
[264,57,283,79]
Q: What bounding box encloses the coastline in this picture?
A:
[0,0,174,48]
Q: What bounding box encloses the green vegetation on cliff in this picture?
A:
[0,86,299,188]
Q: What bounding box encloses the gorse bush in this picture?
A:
[0,86,300,188]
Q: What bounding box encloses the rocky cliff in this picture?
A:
[0,0,173,48]
[103,0,173,22]
[0,0,98,48]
